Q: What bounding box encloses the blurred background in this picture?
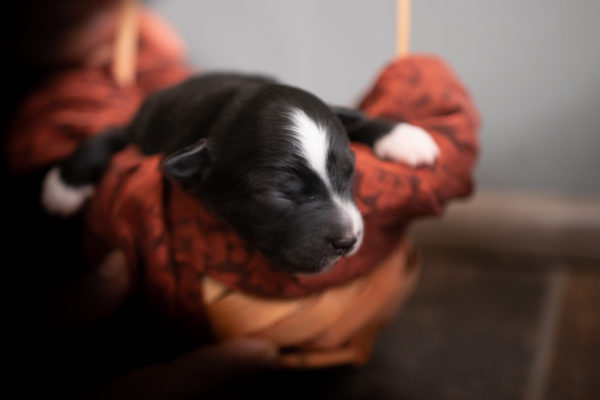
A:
[149,1,600,399]
[3,0,598,398]
[154,0,600,195]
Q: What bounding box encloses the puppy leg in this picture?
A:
[373,123,439,167]
[333,106,439,167]
[42,128,130,216]
[42,168,95,217]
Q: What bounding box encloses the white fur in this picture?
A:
[374,123,440,167]
[288,108,364,254]
[288,108,330,185]
[334,196,364,255]
[41,167,95,216]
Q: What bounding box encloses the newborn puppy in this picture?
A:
[42,73,439,274]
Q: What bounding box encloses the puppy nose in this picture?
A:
[331,236,358,255]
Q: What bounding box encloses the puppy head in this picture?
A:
[163,84,363,274]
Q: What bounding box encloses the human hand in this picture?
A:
[43,250,277,398]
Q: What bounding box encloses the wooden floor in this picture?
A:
[238,245,600,399]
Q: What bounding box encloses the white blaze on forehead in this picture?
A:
[287,108,330,185]
[287,107,364,251]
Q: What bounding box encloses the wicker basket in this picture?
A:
[202,238,421,368]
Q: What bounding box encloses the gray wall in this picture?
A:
[152,0,600,195]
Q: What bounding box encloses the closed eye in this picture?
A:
[253,191,295,210]
[276,174,305,197]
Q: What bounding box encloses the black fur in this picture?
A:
[49,73,396,274]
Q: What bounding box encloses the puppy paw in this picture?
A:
[41,167,95,217]
[374,123,440,167]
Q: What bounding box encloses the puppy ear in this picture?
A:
[163,139,211,182]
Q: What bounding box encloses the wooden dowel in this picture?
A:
[112,0,140,87]
[396,0,411,57]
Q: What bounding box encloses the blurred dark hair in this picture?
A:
[1,0,118,150]
[5,0,117,69]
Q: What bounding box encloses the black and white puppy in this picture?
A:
[42,73,439,274]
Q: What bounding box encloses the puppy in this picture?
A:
[42,73,439,274]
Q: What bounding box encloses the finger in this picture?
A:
[87,338,278,399]
[43,250,131,331]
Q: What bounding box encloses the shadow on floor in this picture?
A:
[237,245,600,400]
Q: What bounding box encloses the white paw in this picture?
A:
[41,167,95,217]
[374,123,440,167]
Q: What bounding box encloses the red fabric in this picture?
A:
[6,40,479,324]
[5,15,191,175]
[84,55,479,311]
